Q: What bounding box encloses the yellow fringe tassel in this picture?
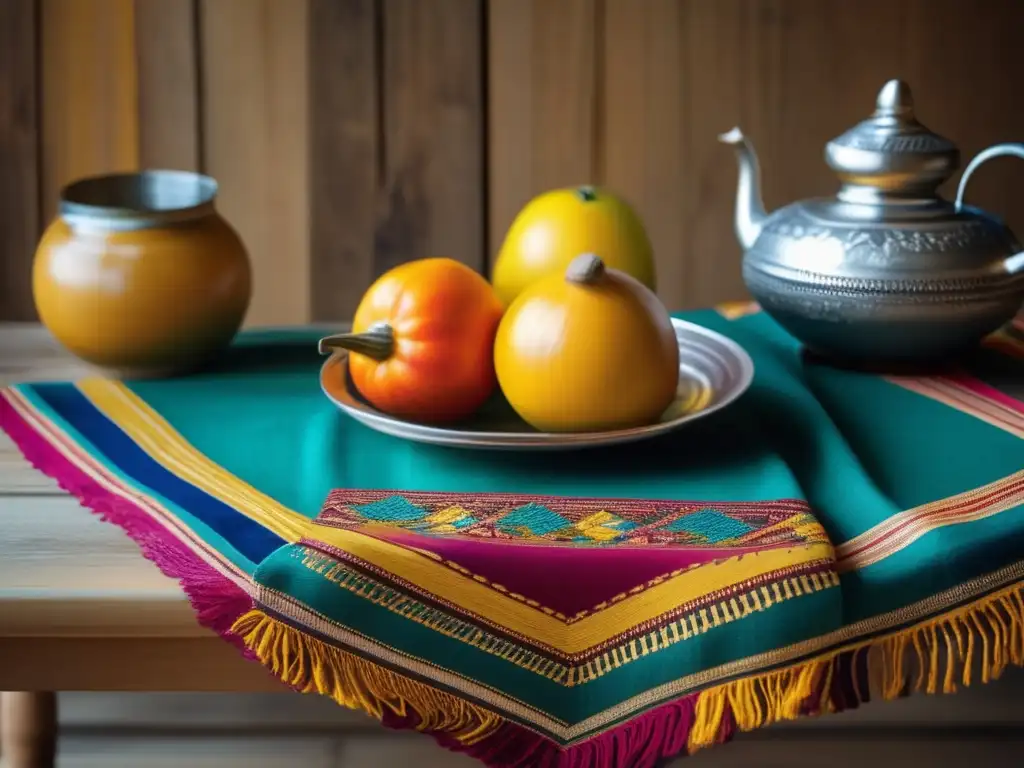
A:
[231,610,503,745]
[231,579,1024,753]
[687,580,1024,754]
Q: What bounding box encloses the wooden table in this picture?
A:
[3,323,1024,768]
[0,325,285,768]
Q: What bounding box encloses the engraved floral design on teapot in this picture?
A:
[717,79,1024,363]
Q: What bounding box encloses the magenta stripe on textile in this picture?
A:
[0,389,831,767]
[0,391,257,659]
[945,373,1024,416]
[337,525,792,618]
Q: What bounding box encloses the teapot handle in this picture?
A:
[955,142,1024,213]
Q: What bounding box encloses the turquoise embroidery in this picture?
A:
[661,509,754,543]
[324,494,816,550]
[496,502,572,536]
[352,495,427,522]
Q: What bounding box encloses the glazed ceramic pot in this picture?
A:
[33,170,252,377]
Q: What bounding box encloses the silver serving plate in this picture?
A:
[319,318,754,451]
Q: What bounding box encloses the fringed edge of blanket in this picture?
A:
[690,578,1024,745]
[0,391,257,660]
[5,388,1023,767]
[229,578,1024,768]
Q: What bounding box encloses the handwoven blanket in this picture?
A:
[2,305,1022,768]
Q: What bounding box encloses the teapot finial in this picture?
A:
[875,79,914,117]
[825,78,959,202]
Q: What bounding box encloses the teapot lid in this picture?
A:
[825,80,960,203]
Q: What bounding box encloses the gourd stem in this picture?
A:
[565,253,606,285]
[576,185,598,202]
[318,322,395,361]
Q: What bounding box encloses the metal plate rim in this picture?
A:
[319,318,755,451]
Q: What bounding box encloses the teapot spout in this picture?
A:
[719,127,768,251]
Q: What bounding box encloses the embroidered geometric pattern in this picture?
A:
[301,489,840,686]
[318,490,831,549]
[295,544,840,683]
[4,306,1021,765]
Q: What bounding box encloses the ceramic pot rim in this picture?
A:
[59,170,219,231]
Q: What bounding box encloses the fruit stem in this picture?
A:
[576,185,598,202]
[318,322,395,361]
[565,253,607,285]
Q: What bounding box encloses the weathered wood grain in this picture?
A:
[308,0,379,322]
[200,0,310,327]
[746,0,909,208]
[601,0,688,309]
[3,0,1024,323]
[0,0,40,321]
[487,0,1024,312]
[39,0,139,223]
[680,0,911,309]
[379,0,485,273]
[311,0,487,322]
[903,0,1024,226]
[134,0,201,171]
[487,0,599,272]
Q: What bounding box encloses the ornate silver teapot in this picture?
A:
[720,79,1024,364]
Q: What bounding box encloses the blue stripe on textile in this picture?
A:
[30,382,285,564]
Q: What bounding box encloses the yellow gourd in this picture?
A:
[494,253,679,433]
[491,186,656,307]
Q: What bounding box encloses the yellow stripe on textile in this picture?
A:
[307,522,834,653]
[231,578,1024,746]
[77,378,309,542]
[76,378,833,649]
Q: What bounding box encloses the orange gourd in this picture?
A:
[319,258,505,424]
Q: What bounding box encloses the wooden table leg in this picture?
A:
[1,692,57,768]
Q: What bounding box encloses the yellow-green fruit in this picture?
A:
[491,185,656,307]
[494,253,678,433]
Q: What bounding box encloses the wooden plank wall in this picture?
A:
[1,0,1023,325]
[0,0,39,322]
[309,0,485,321]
